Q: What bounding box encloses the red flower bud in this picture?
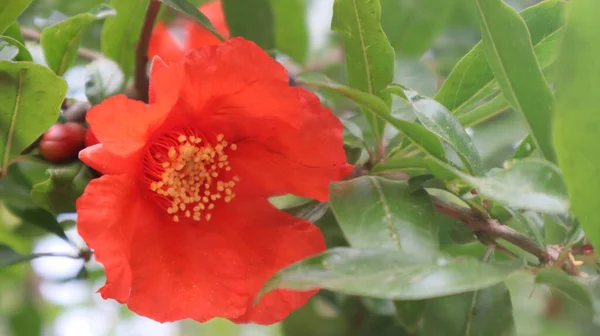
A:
[39,122,86,163]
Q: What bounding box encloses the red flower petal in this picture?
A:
[126,207,249,322]
[76,175,136,302]
[85,95,170,157]
[78,144,132,175]
[229,89,353,201]
[148,1,229,61]
[220,199,325,324]
[147,21,185,63]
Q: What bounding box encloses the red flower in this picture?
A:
[148,0,229,62]
[76,38,352,324]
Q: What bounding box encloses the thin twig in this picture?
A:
[431,196,583,276]
[134,0,161,102]
[20,27,103,60]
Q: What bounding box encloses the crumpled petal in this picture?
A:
[219,199,326,324]
[126,208,249,322]
[76,175,137,302]
[86,95,171,157]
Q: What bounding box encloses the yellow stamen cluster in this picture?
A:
[150,134,239,222]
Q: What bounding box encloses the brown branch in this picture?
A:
[134,0,161,103]
[20,27,103,60]
[62,101,92,122]
[432,197,583,276]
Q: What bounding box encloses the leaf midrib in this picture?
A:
[350,0,379,139]
[3,68,23,174]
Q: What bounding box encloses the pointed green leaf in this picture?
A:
[41,7,113,76]
[271,0,308,63]
[0,36,31,62]
[332,0,395,144]
[0,243,29,267]
[0,0,33,34]
[101,0,149,78]
[459,158,569,214]
[0,62,67,176]
[473,0,556,162]
[554,0,600,247]
[457,94,509,128]
[393,85,484,175]
[330,176,440,258]
[394,300,426,333]
[160,0,225,41]
[297,74,447,163]
[421,283,516,336]
[260,248,522,301]
[435,1,564,113]
[6,204,70,242]
[3,21,25,45]
[222,0,274,50]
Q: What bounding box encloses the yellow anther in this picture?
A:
[149,133,239,223]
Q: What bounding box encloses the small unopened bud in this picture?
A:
[39,122,86,163]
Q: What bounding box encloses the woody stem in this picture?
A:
[135,0,162,103]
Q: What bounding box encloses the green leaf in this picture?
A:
[329,176,440,258]
[221,0,273,50]
[535,269,593,311]
[372,157,431,173]
[459,158,569,214]
[31,162,92,215]
[0,61,67,176]
[0,243,29,267]
[284,201,330,224]
[0,0,33,34]
[298,74,447,163]
[457,94,509,128]
[0,163,32,204]
[260,247,522,301]
[8,298,42,336]
[3,21,25,45]
[7,204,70,242]
[392,84,484,176]
[435,0,565,112]
[270,0,307,62]
[40,7,113,76]
[553,0,600,247]
[421,283,516,336]
[511,136,536,160]
[473,0,556,162]
[332,0,395,145]
[160,0,225,41]
[393,300,426,333]
[101,0,149,78]
[0,36,32,62]
[381,0,455,57]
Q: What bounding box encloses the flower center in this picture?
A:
[145,132,239,223]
